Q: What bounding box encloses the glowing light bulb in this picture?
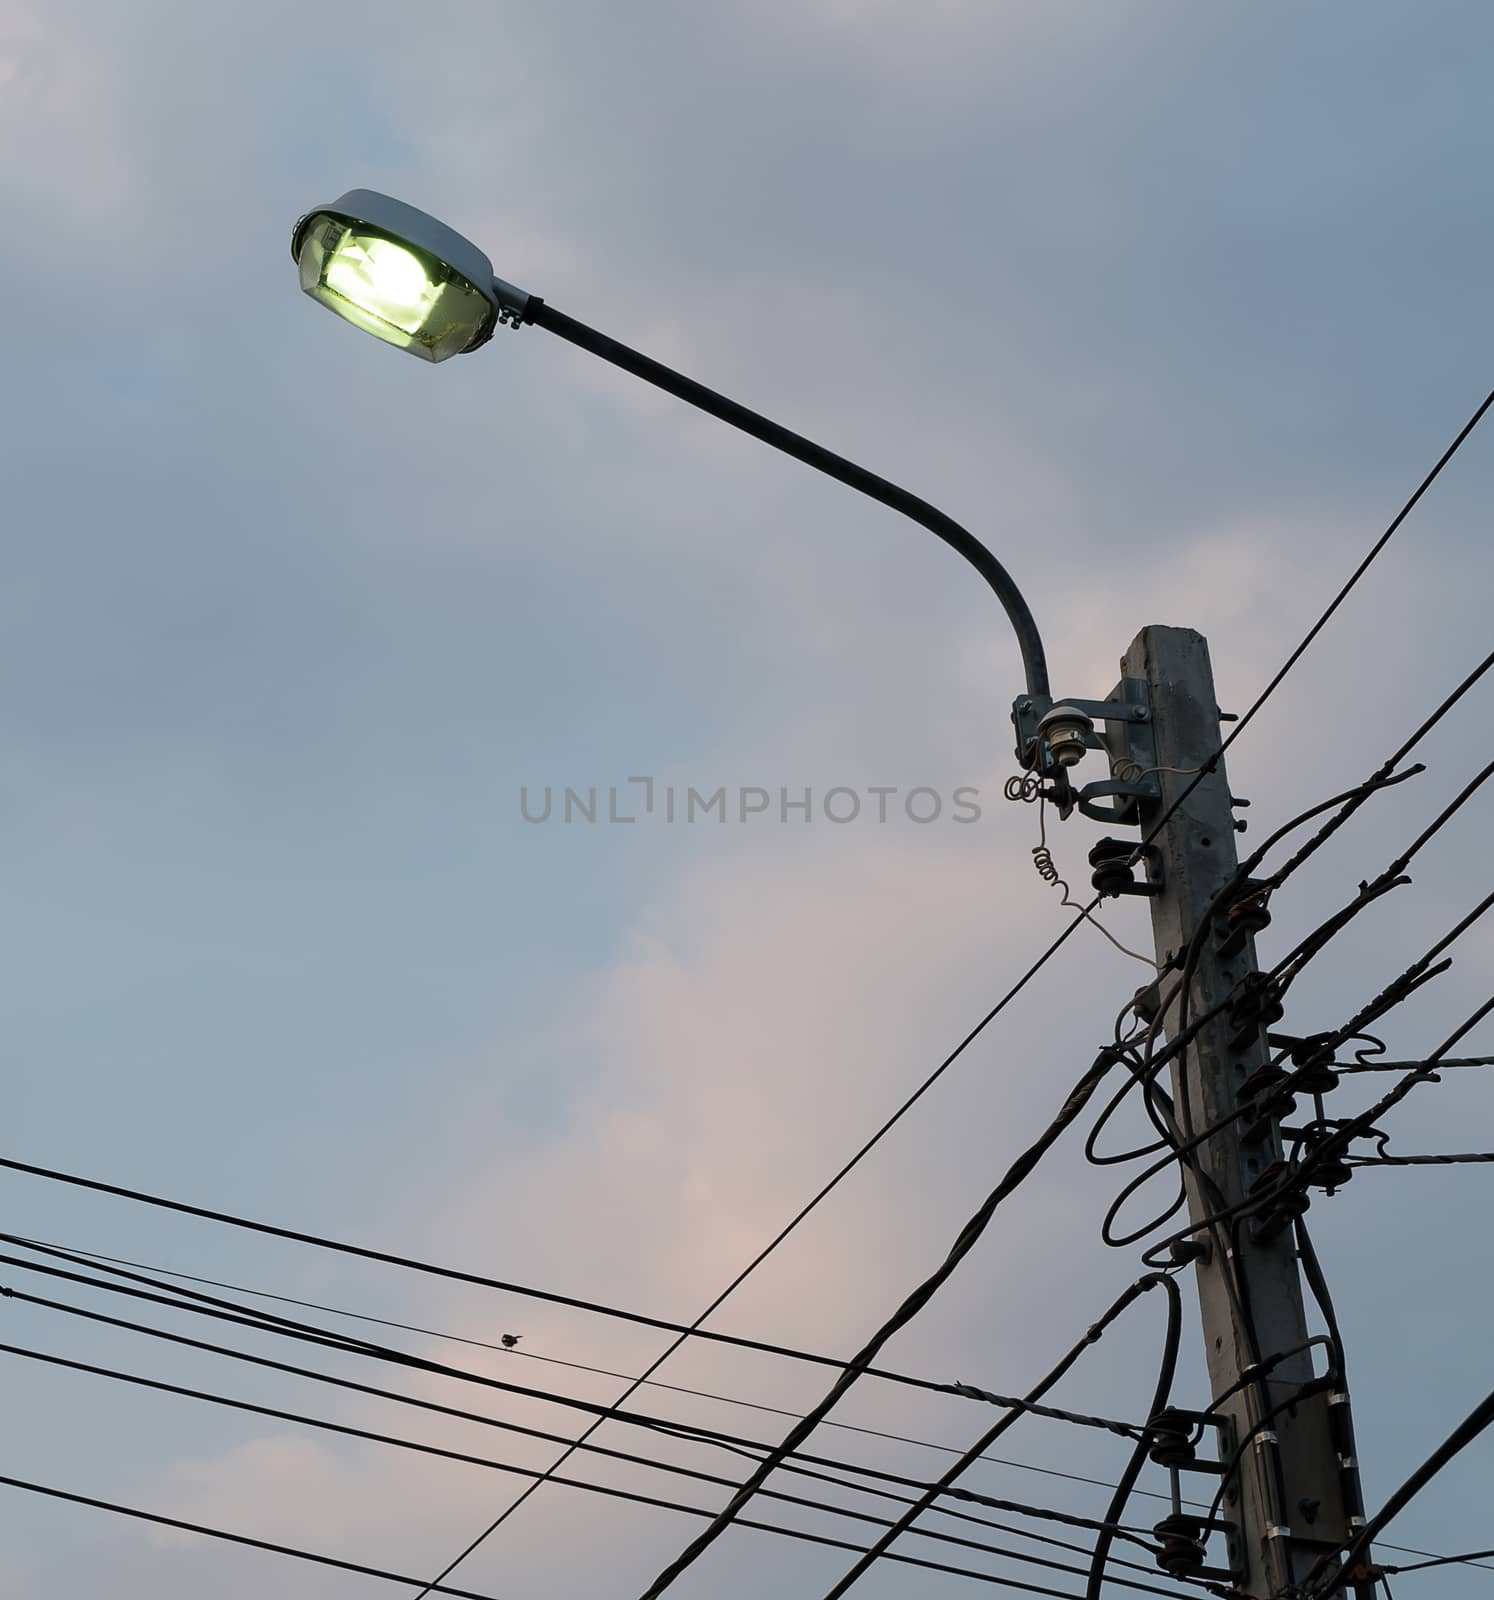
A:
[323,235,435,334]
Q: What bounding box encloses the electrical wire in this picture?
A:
[1262,642,1494,892]
[0,1159,1133,1434]
[1086,1275,1184,1600]
[1341,1056,1494,1073]
[1110,882,1494,1265]
[634,1048,1122,1598]
[5,1239,1469,1580]
[0,900,1112,1600]
[0,1231,1160,1511]
[0,1468,1169,1600]
[816,1274,1180,1600]
[1087,618,1494,1252]
[1383,1548,1494,1574]
[0,1265,1159,1547]
[1125,377,1494,871]
[1310,1385,1494,1597]
[0,1337,1205,1599]
[1347,1149,1494,1168]
[0,1472,507,1599]
[1267,757,1494,995]
[1135,992,1494,1268]
[1029,798,1159,969]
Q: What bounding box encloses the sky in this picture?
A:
[2,2,1493,1596]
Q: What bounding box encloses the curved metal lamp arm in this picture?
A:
[527,299,1050,701]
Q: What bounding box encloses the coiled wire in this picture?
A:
[1022,795,1158,971]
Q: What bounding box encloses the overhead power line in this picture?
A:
[635,1048,1122,1598]
[816,1274,1181,1600]
[406,904,1108,1600]
[1309,1384,1494,1597]
[0,1470,1165,1600]
[16,1233,1183,1505]
[0,1338,1202,1600]
[1129,379,1494,866]
[0,1158,1134,1433]
[0,1260,1161,1547]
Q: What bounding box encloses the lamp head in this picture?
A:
[290,189,531,362]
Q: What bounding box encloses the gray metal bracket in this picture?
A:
[1012,678,1161,827]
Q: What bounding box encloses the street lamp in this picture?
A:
[291,188,1150,807]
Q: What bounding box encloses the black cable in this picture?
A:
[1137,991,1494,1270]
[819,1274,1179,1600]
[1085,1275,1184,1600]
[1085,1050,1172,1167]
[4,1232,1158,1511]
[4,1327,1107,1560]
[1312,1386,1494,1597]
[1379,1542,1494,1572]
[408,912,1104,1595]
[0,1271,1154,1547]
[1201,1379,1339,1533]
[1086,764,1441,1185]
[1268,760,1494,993]
[0,1472,506,1599]
[530,301,1051,696]
[0,1267,788,1466]
[1263,642,1494,891]
[1106,944,1278,1515]
[1289,994,1494,1193]
[1123,887,1494,1264]
[1348,1150,1494,1167]
[0,1337,1200,1598]
[0,1468,1161,1600]
[1126,378,1494,870]
[56,1200,1420,1582]
[0,1140,1134,1434]
[634,1049,1121,1598]
[1342,1056,1494,1073]
[1384,1548,1494,1574]
[1293,1216,1370,1537]
[2,1230,1140,1441]
[1093,654,1494,1238]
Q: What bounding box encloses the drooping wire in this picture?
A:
[815,1274,1181,1600]
[0,1245,1147,1494]
[2,885,1113,1600]
[0,1337,1201,1598]
[1133,992,1494,1267]
[1101,872,1494,1266]
[0,1159,1126,1428]
[0,1468,1176,1600]
[1028,796,1159,969]
[1381,1548,1494,1574]
[0,1277,1188,1584]
[633,1049,1124,1599]
[5,1235,1468,1576]
[0,1230,1161,1509]
[1085,1274,1184,1600]
[1308,1383,1494,1598]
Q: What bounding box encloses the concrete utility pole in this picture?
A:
[1122,626,1357,1596]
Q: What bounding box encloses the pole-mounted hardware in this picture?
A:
[1144,1407,1238,1582]
[1010,675,1167,825]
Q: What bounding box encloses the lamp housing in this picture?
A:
[291,189,530,362]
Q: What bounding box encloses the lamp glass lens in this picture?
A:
[296,214,493,362]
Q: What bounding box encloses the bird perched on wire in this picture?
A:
[500,1334,521,1349]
